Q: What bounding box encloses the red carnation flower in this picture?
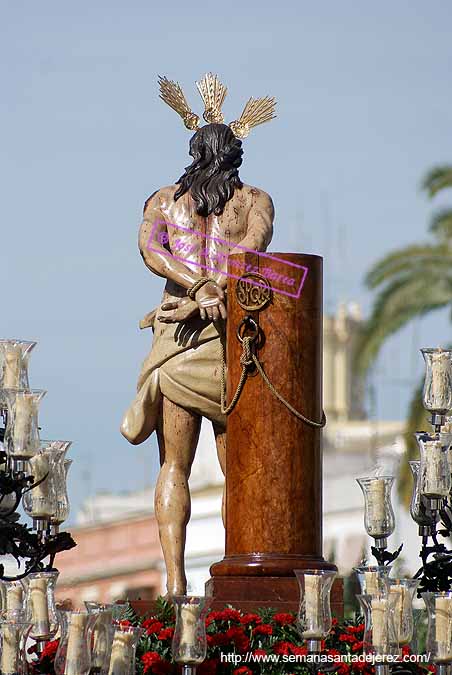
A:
[273,613,295,626]
[40,639,59,660]
[253,648,267,657]
[253,623,273,636]
[119,619,132,627]
[142,619,164,635]
[157,627,174,641]
[225,625,250,652]
[233,667,252,675]
[273,641,293,656]
[291,646,308,656]
[141,652,162,674]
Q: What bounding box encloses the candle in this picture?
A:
[0,583,6,612]
[29,453,54,518]
[367,479,386,534]
[13,394,34,457]
[65,613,88,675]
[3,346,21,388]
[180,604,199,647]
[389,584,411,644]
[6,585,23,613]
[436,597,452,662]
[371,597,388,650]
[0,625,20,675]
[424,440,448,497]
[431,350,452,413]
[364,571,379,595]
[303,574,322,638]
[92,610,113,669]
[29,577,50,638]
[108,631,134,675]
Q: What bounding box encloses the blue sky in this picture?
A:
[1,1,452,517]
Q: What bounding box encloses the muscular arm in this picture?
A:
[138,192,202,291]
[211,189,274,288]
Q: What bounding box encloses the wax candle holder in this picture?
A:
[356,476,396,552]
[0,613,31,675]
[23,450,57,531]
[409,460,439,536]
[25,570,59,642]
[357,592,399,675]
[295,569,337,653]
[423,591,452,675]
[3,389,46,468]
[416,432,451,506]
[353,565,392,596]
[54,610,97,675]
[106,624,143,675]
[0,340,36,392]
[422,348,452,431]
[385,578,420,652]
[171,596,210,673]
[85,602,115,675]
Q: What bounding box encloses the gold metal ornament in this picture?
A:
[236,273,273,312]
[196,73,227,124]
[229,97,277,139]
[158,75,200,130]
[158,73,276,139]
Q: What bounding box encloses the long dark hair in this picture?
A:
[174,123,243,217]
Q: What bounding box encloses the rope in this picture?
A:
[220,332,326,428]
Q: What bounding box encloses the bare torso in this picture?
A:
[139,183,274,298]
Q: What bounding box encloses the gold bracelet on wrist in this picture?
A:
[187,277,212,300]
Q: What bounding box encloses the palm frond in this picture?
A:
[429,209,452,242]
[355,274,452,373]
[365,244,451,289]
[422,166,452,198]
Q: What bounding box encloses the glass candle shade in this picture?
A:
[0,615,31,675]
[85,603,114,674]
[353,566,392,596]
[55,610,97,675]
[416,433,451,499]
[22,441,72,525]
[3,390,46,461]
[49,443,72,527]
[356,476,395,544]
[422,349,452,415]
[357,593,398,658]
[409,460,438,532]
[423,592,452,664]
[106,624,143,675]
[2,581,26,615]
[171,596,210,666]
[385,578,419,649]
[0,340,36,391]
[295,570,337,650]
[25,571,59,642]
[23,451,56,523]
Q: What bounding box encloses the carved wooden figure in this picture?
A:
[121,73,276,596]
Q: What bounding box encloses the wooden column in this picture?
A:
[206,252,339,611]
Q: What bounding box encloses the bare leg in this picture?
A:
[213,422,226,528]
[155,397,201,595]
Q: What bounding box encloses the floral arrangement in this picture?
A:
[30,599,433,675]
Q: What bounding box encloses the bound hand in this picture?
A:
[195,281,227,321]
[158,297,199,323]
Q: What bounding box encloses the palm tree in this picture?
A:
[355,166,452,506]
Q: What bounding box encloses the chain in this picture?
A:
[220,331,326,428]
